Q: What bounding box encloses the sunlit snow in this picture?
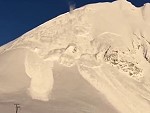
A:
[0,0,150,113]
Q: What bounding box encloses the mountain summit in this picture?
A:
[0,1,150,113]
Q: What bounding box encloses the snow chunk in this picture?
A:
[43,48,65,61]
[59,44,81,67]
[91,32,130,53]
[25,51,54,101]
[78,54,100,68]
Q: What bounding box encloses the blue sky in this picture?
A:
[0,0,150,46]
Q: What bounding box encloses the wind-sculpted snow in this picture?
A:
[1,0,150,113]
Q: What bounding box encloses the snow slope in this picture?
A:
[0,0,150,113]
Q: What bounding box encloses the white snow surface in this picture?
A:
[0,0,150,113]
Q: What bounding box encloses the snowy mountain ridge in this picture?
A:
[0,0,150,113]
[2,0,149,80]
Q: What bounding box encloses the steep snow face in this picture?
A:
[1,0,150,113]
